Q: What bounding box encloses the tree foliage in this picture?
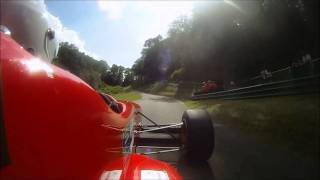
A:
[103,64,125,86]
[132,0,319,86]
[53,42,109,89]
[53,42,134,88]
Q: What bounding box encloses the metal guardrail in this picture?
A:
[238,58,319,87]
[191,58,320,100]
[191,75,320,100]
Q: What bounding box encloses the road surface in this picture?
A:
[135,93,318,180]
[135,93,187,125]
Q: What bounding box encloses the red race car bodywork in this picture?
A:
[0,32,181,179]
[201,82,218,93]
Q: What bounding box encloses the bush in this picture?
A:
[170,68,185,82]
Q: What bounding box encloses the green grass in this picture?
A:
[112,91,142,101]
[184,94,320,160]
[138,82,179,97]
[158,83,178,97]
[99,85,125,94]
[136,81,198,99]
[99,85,141,101]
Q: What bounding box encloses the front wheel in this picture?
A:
[181,109,215,161]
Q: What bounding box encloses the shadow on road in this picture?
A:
[177,158,215,180]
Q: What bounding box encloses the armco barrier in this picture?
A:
[191,75,320,100]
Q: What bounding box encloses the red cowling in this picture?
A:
[0,32,182,179]
[97,154,182,180]
[0,31,123,178]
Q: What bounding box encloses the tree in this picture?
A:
[123,68,134,86]
[132,0,319,87]
[103,64,126,86]
[53,42,109,89]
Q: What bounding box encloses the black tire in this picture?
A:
[181,109,214,161]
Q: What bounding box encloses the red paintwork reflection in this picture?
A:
[0,33,129,179]
[0,32,181,179]
[98,154,182,180]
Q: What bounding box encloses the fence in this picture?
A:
[191,58,320,100]
[238,58,319,87]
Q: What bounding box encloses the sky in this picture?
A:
[44,0,197,68]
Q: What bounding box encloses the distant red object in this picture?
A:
[201,81,219,93]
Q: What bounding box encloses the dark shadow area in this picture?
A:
[175,82,195,100]
[177,158,215,180]
[211,118,319,180]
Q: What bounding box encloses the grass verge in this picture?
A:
[112,91,142,101]
[138,82,177,96]
[136,81,195,99]
[99,85,141,101]
[184,94,320,161]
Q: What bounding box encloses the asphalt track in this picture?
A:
[135,93,318,180]
[135,93,187,125]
